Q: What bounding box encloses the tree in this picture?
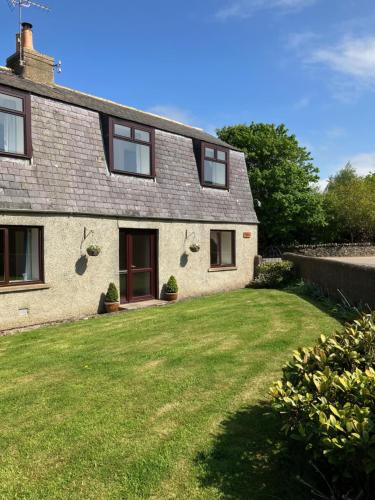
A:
[217,123,325,249]
[323,163,375,242]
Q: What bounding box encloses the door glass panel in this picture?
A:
[0,230,4,282]
[9,228,40,282]
[133,234,150,268]
[221,232,234,265]
[132,272,151,297]
[0,111,24,154]
[119,232,127,271]
[120,273,127,299]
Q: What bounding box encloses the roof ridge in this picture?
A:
[54,83,204,132]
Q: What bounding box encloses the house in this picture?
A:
[0,23,258,330]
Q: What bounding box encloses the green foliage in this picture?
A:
[252,261,296,288]
[165,275,178,293]
[271,313,375,496]
[323,163,375,243]
[105,282,119,303]
[217,123,326,248]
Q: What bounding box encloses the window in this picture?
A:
[0,226,43,286]
[108,118,154,177]
[0,85,31,158]
[201,143,229,189]
[210,230,235,268]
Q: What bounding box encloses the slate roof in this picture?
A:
[0,69,258,224]
[0,69,235,150]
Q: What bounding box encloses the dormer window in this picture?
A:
[108,118,155,178]
[0,85,31,159]
[201,142,229,189]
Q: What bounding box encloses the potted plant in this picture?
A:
[87,244,101,257]
[164,275,178,301]
[104,282,120,313]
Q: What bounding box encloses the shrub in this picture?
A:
[271,313,375,497]
[105,282,119,303]
[165,275,178,293]
[252,261,296,288]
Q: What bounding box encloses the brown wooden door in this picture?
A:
[119,229,157,303]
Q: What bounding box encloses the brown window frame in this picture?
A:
[0,84,32,160]
[210,230,236,268]
[201,142,229,190]
[0,226,44,287]
[107,117,155,178]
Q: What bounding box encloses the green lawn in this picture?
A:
[0,289,340,499]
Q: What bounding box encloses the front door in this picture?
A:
[119,229,157,303]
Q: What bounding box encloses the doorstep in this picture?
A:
[119,299,169,311]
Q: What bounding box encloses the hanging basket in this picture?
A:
[87,245,101,257]
[190,243,200,253]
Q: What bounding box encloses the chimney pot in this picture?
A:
[21,22,34,50]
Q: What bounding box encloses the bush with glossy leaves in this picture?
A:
[271,313,375,498]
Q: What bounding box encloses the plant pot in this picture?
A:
[105,302,119,313]
[165,292,178,301]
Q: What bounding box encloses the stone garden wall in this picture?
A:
[283,252,375,309]
[282,243,375,258]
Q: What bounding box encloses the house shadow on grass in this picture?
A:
[196,403,308,500]
[285,286,359,325]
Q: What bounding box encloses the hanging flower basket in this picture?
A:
[87,245,101,257]
[190,243,200,253]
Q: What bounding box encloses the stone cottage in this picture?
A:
[0,23,258,330]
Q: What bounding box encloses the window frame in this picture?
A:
[0,84,32,160]
[210,230,236,268]
[108,117,155,178]
[201,142,229,190]
[0,225,44,287]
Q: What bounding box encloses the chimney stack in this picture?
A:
[6,23,55,86]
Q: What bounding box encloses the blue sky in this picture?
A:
[1,0,375,186]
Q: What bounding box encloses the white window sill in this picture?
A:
[0,283,50,294]
[208,267,237,272]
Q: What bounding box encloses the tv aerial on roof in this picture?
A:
[7,0,50,10]
[6,0,51,65]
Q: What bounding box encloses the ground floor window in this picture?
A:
[0,226,43,286]
[210,230,236,267]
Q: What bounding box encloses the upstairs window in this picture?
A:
[0,85,31,158]
[0,226,43,286]
[210,230,235,268]
[201,143,229,189]
[108,118,155,177]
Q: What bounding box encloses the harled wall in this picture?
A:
[0,213,257,331]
